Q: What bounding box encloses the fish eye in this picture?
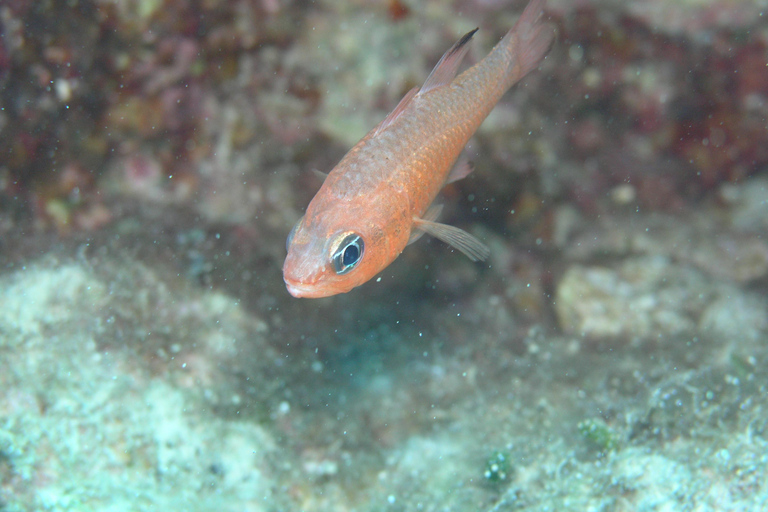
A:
[286,216,304,252]
[332,233,364,275]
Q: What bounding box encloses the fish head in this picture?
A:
[282,201,405,298]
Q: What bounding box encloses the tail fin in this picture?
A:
[501,0,555,88]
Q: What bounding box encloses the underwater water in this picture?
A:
[1,0,767,510]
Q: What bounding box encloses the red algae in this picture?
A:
[1,0,765,237]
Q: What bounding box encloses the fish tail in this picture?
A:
[500,0,555,89]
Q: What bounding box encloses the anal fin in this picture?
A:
[445,157,475,185]
[312,169,329,182]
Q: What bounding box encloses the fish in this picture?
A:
[283,0,554,298]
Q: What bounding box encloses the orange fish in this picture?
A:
[284,0,554,298]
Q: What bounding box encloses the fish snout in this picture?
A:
[283,275,335,298]
[283,258,351,298]
[283,276,311,298]
[282,260,309,298]
[282,257,326,298]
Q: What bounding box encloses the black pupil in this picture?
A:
[342,243,360,266]
[333,234,364,274]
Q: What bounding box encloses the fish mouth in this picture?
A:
[284,277,330,299]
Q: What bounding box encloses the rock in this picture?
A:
[554,256,705,340]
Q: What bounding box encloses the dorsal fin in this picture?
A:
[375,86,419,136]
[420,28,478,94]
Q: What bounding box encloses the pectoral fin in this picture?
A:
[408,204,443,245]
[412,214,490,262]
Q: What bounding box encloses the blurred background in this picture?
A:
[1,0,767,510]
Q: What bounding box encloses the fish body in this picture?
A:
[283,0,554,298]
